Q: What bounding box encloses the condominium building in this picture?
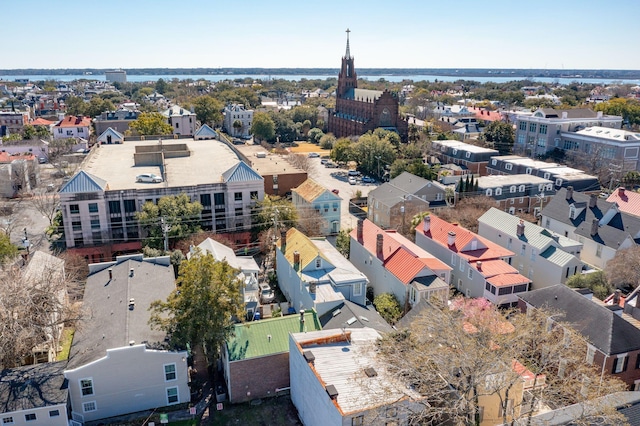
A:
[162,105,196,136]
[223,104,254,138]
[558,126,640,172]
[431,140,499,176]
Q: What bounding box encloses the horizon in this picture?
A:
[4,0,640,69]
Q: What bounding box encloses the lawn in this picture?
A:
[205,396,301,426]
[57,328,74,360]
[288,142,330,155]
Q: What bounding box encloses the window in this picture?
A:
[491,159,497,166]
[49,410,60,417]
[539,124,547,134]
[164,363,177,381]
[80,378,94,396]
[123,199,136,213]
[83,401,97,412]
[510,198,515,205]
[91,217,100,229]
[250,191,258,200]
[613,355,628,374]
[409,285,417,304]
[519,185,525,192]
[70,204,80,214]
[495,188,502,196]
[459,262,465,272]
[108,200,121,214]
[72,220,82,232]
[596,244,602,258]
[520,244,526,255]
[519,121,527,131]
[529,123,537,132]
[200,193,212,207]
[352,416,364,426]
[167,387,179,404]
[235,207,243,217]
[498,286,513,295]
[88,203,98,213]
[467,268,472,279]
[465,151,471,158]
[451,253,456,266]
[353,282,363,296]
[513,284,528,293]
[530,249,537,261]
[485,188,492,196]
[2,418,14,425]
[316,258,321,268]
[505,163,513,171]
[24,414,36,422]
[234,192,242,201]
[507,238,512,249]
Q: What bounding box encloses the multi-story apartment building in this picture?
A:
[478,208,583,289]
[58,138,264,261]
[431,140,499,176]
[104,69,127,83]
[94,109,140,135]
[223,104,253,138]
[53,115,92,140]
[476,174,555,215]
[515,108,622,157]
[558,126,640,172]
[487,155,600,192]
[415,215,530,307]
[163,105,196,136]
[0,110,29,136]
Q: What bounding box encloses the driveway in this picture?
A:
[305,158,378,231]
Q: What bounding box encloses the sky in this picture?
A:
[4,0,640,70]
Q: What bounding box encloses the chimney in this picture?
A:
[376,233,384,257]
[299,309,305,323]
[423,215,431,234]
[280,230,287,252]
[309,281,317,294]
[613,289,622,305]
[476,261,482,271]
[566,186,574,200]
[293,251,300,268]
[357,219,363,242]
[619,187,625,197]
[516,220,525,237]
[447,231,456,246]
[108,268,113,280]
[129,268,134,277]
[590,218,599,236]
[589,193,598,208]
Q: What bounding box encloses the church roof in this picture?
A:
[342,88,383,101]
[222,161,263,183]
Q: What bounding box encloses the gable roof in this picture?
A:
[59,170,107,193]
[226,310,321,361]
[162,105,195,117]
[96,127,124,142]
[30,117,54,126]
[518,284,640,355]
[293,178,339,203]
[607,188,640,218]
[67,257,176,369]
[193,124,218,138]
[55,115,91,128]
[23,251,65,284]
[320,300,393,334]
[193,237,259,273]
[222,161,263,183]
[0,361,68,412]
[278,228,330,270]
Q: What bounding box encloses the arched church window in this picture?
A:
[380,108,391,127]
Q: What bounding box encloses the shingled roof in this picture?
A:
[0,361,68,412]
[518,284,640,355]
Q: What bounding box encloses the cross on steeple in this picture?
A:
[345,28,351,59]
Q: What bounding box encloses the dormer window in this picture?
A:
[495,188,502,196]
[569,206,576,219]
[510,185,517,193]
[491,159,497,166]
[486,188,493,196]
[526,167,532,174]
[465,152,471,158]
[505,164,513,171]
[519,185,525,192]
[452,149,458,155]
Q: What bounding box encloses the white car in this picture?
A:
[348,176,357,185]
[308,152,320,158]
[136,173,163,183]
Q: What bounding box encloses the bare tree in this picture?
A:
[28,189,60,226]
[296,206,326,237]
[374,297,627,426]
[287,153,314,173]
[606,246,640,290]
[0,198,28,241]
[432,196,499,233]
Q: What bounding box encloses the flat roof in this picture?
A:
[84,138,242,190]
[234,143,305,176]
[478,174,552,187]
[433,139,499,154]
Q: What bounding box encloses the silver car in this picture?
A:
[136,173,163,183]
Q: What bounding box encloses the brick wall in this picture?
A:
[228,353,290,403]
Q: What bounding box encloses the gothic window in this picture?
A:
[380,108,391,127]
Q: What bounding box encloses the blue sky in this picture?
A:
[5,0,639,69]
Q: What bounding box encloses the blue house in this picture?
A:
[291,178,341,235]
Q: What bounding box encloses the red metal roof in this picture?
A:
[55,115,92,128]
[30,117,54,126]
[486,273,530,288]
[471,107,503,122]
[0,152,36,163]
[384,249,429,284]
[607,187,640,218]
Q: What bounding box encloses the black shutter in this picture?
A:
[612,357,619,374]
[623,356,629,372]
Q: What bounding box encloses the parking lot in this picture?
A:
[305,156,378,231]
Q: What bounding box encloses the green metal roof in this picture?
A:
[226,311,321,362]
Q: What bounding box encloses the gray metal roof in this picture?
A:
[67,257,176,369]
[59,170,107,193]
[194,124,218,138]
[320,300,393,334]
[0,361,68,412]
[518,285,640,355]
[222,161,263,183]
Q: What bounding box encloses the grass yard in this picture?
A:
[205,396,301,426]
[288,142,330,155]
[57,328,74,360]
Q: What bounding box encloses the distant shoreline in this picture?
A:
[2,68,640,80]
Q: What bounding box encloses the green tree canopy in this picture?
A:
[331,138,354,163]
[22,124,50,140]
[136,193,203,250]
[482,120,515,155]
[373,293,402,324]
[307,127,324,144]
[353,132,398,178]
[335,228,351,259]
[566,270,612,300]
[85,96,115,118]
[193,96,223,126]
[129,112,173,136]
[251,111,276,142]
[595,97,640,126]
[0,233,19,266]
[149,252,244,364]
[64,96,86,116]
[253,195,298,234]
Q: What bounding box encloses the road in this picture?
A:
[305,158,378,231]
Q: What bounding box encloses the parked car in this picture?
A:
[308,152,320,158]
[325,161,337,168]
[362,176,375,183]
[136,173,163,183]
[348,176,357,185]
[321,158,329,165]
[259,283,275,303]
[348,169,360,176]
[38,157,47,164]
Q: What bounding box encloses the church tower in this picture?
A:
[337,29,357,98]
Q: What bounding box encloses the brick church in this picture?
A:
[327,30,408,140]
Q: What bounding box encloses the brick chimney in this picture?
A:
[447,231,456,246]
[566,186,574,200]
[590,218,599,236]
[476,261,482,271]
[423,215,431,234]
[619,187,626,197]
[293,251,300,269]
[589,193,597,208]
[357,219,363,242]
[376,233,383,258]
[517,220,525,237]
[280,230,287,252]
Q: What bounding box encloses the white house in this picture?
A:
[223,104,253,138]
[163,105,196,136]
[53,115,91,140]
[276,228,368,316]
[291,178,341,235]
[349,219,451,308]
[64,255,190,424]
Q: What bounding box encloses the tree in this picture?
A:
[353,132,398,178]
[253,195,298,234]
[129,112,173,136]
[0,232,19,266]
[232,119,242,136]
[296,207,326,238]
[136,193,203,250]
[22,124,50,140]
[606,246,640,290]
[307,127,324,144]
[375,298,627,426]
[595,98,640,127]
[149,252,244,365]
[331,138,354,163]
[28,189,59,226]
[286,153,312,172]
[193,96,223,126]
[319,133,336,149]
[373,293,402,324]
[483,121,515,155]
[335,228,352,259]
[250,111,276,142]
[85,96,115,118]
[155,78,169,94]
[566,271,613,300]
[64,96,86,116]
[434,196,500,233]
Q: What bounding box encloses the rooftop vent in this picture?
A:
[332,308,342,317]
[129,340,135,346]
[326,384,339,400]
[364,367,378,378]
[303,350,315,363]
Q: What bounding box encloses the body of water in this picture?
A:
[2,73,640,86]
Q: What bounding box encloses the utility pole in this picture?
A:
[376,156,381,179]
[161,217,170,252]
[608,164,623,193]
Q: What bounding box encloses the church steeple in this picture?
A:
[337,29,357,98]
